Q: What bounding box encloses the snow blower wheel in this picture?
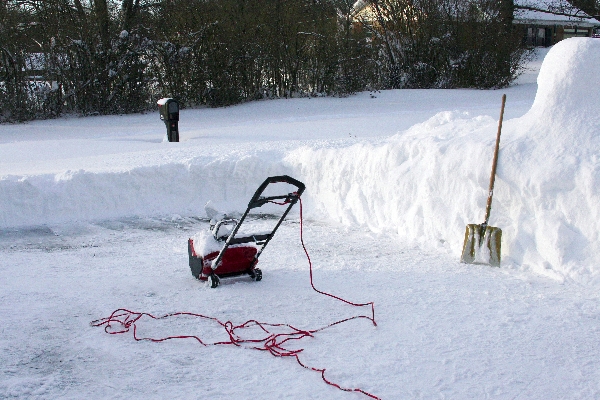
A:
[249,268,262,281]
[187,175,305,288]
[208,273,220,288]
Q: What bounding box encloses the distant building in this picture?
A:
[514,0,600,46]
[350,0,600,47]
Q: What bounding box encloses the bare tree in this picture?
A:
[1,0,529,122]
[356,0,528,89]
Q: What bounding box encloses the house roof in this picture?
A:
[351,0,600,27]
[515,0,600,27]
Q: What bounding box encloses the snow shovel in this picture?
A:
[460,94,506,267]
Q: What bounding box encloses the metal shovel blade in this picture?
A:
[460,224,502,267]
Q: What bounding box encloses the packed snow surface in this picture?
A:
[1,39,600,399]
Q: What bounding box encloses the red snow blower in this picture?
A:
[188,175,305,288]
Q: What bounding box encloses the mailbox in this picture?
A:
[157,98,179,142]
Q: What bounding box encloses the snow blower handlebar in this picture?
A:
[247,175,306,209]
[210,175,305,271]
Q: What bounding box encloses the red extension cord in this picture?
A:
[91,197,379,399]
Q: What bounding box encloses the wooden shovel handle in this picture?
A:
[484,94,506,225]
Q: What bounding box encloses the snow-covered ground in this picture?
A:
[2,40,600,399]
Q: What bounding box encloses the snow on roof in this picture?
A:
[351,0,600,26]
[515,0,600,26]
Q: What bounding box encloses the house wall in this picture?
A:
[520,24,594,47]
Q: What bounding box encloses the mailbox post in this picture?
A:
[157,98,179,142]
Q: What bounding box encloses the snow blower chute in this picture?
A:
[188,175,305,288]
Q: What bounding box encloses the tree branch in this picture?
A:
[515,4,593,19]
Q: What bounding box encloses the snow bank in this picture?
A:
[0,153,291,227]
[286,113,500,256]
[287,38,600,285]
[500,38,600,282]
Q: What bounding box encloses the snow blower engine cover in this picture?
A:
[188,175,305,288]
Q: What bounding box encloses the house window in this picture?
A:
[537,28,545,39]
[562,27,588,39]
[526,26,549,47]
[576,28,590,37]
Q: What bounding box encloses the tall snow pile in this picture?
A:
[501,38,600,282]
[287,38,600,285]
